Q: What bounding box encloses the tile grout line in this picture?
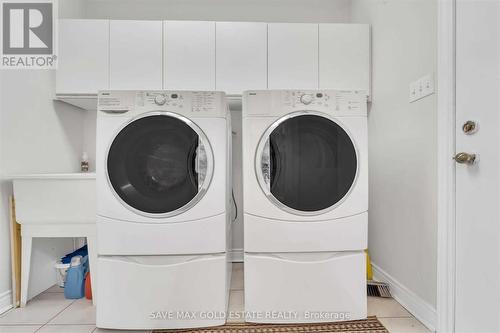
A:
[378,317,432,333]
[38,323,96,326]
[33,298,76,332]
[0,324,40,326]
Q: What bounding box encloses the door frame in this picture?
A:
[436,0,456,332]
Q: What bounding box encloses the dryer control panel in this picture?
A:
[283,90,366,114]
[243,90,367,118]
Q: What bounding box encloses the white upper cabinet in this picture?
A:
[56,20,371,97]
[216,22,267,95]
[268,23,319,90]
[109,20,163,90]
[56,20,109,94]
[164,21,215,90]
[319,24,371,95]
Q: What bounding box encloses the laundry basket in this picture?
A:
[54,261,70,287]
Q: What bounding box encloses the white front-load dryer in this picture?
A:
[96,91,232,330]
[242,90,368,323]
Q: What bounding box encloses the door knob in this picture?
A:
[462,120,477,134]
[454,152,476,164]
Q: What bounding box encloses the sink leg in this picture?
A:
[20,235,32,307]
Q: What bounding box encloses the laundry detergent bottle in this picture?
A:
[64,255,87,299]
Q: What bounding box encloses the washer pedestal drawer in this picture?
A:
[244,251,367,323]
[96,254,229,330]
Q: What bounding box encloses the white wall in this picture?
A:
[84,0,352,22]
[351,0,438,325]
[230,109,243,259]
[82,111,97,172]
[59,0,86,19]
[1,72,86,174]
[0,180,13,313]
[0,70,12,312]
[0,0,87,312]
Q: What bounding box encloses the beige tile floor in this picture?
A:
[0,264,431,333]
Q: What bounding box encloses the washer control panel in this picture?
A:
[140,91,219,114]
[191,91,218,113]
[154,94,167,106]
[299,93,314,105]
[98,91,135,114]
[140,92,186,109]
[98,91,225,117]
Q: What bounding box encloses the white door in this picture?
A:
[268,23,318,89]
[216,22,267,94]
[109,20,163,90]
[163,21,215,90]
[56,20,109,94]
[455,1,500,332]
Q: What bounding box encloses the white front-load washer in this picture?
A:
[242,90,368,323]
[96,91,232,330]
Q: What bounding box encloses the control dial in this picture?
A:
[300,94,313,105]
[154,94,166,106]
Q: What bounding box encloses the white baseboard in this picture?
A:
[0,290,13,315]
[372,263,437,333]
[229,248,244,262]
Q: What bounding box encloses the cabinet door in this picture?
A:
[216,22,267,94]
[56,20,109,94]
[109,20,163,90]
[319,24,370,95]
[164,21,215,90]
[268,23,318,89]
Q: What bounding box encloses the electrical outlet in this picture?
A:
[420,73,434,98]
[409,81,419,102]
[409,73,434,103]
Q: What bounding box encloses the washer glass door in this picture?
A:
[107,113,212,217]
[257,112,357,215]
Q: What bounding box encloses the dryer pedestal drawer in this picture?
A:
[244,251,367,323]
[96,254,229,330]
[244,212,367,252]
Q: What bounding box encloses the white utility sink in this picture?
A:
[10,173,96,225]
[9,173,98,306]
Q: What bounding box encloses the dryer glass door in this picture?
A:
[107,113,212,217]
[258,113,357,214]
